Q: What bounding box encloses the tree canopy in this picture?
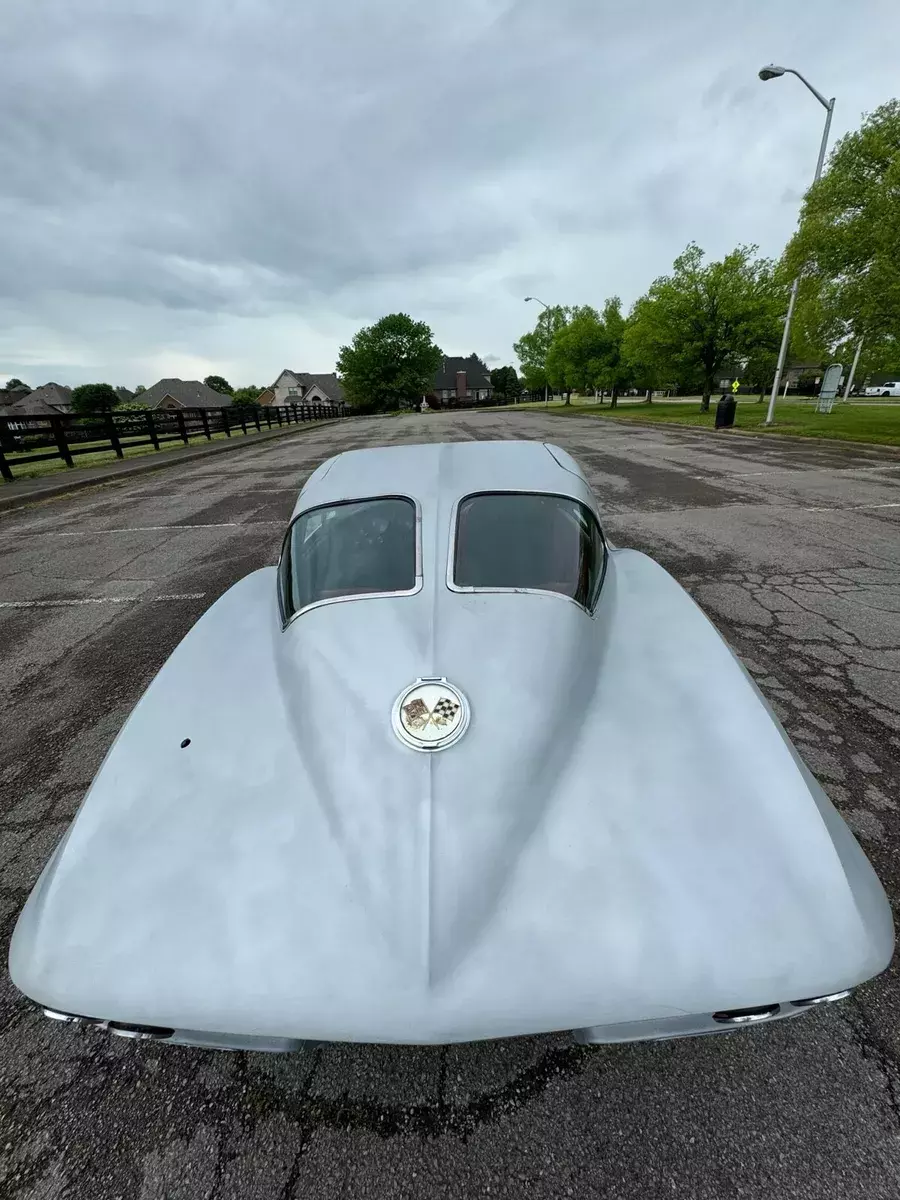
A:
[596,297,633,404]
[4,377,29,392]
[623,243,783,410]
[232,385,264,407]
[785,100,900,343]
[513,305,569,392]
[544,305,607,403]
[70,383,121,414]
[204,375,233,396]
[336,313,443,411]
[489,366,520,401]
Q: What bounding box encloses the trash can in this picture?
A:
[715,394,736,429]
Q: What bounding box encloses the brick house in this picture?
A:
[431,355,493,405]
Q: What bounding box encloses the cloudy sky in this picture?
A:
[1,0,896,390]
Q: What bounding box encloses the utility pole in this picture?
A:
[758,65,835,425]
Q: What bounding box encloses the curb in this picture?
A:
[518,408,900,457]
[0,420,338,515]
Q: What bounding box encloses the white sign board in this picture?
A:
[816,363,843,413]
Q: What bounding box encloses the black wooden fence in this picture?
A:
[0,402,348,483]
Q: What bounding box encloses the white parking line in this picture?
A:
[0,522,282,537]
[50,523,270,534]
[0,594,206,609]
[805,501,900,513]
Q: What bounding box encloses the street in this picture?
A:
[1,409,899,1199]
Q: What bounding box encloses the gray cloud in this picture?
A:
[1,0,897,386]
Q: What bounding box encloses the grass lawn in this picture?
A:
[2,421,327,483]
[538,398,900,448]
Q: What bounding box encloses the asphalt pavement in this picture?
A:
[1,410,899,1199]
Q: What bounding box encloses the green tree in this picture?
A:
[513,305,569,395]
[134,384,146,395]
[70,383,120,414]
[848,330,900,387]
[337,313,443,411]
[785,100,900,346]
[232,385,263,408]
[596,296,632,407]
[783,269,899,398]
[5,377,29,392]
[545,305,605,403]
[741,347,778,402]
[489,366,520,401]
[204,374,233,396]
[623,243,782,411]
[788,275,845,365]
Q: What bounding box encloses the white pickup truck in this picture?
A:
[864,381,900,397]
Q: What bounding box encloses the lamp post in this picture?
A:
[842,336,864,401]
[758,65,835,425]
[524,296,552,405]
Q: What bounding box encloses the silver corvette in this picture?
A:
[9,439,894,1051]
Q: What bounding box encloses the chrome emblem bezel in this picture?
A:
[392,678,470,752]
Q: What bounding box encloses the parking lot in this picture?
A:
[1,409,899,1199]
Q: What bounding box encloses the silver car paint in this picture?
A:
[9,441,894,1047]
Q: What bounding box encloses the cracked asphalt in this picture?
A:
[1,410,900,1199]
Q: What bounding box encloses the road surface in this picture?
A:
[1,410,899,1199]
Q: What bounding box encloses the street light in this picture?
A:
[758,65,835,424]
[524,296,552,406]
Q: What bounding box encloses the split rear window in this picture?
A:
[453,492,605,611]
[280,496,417,619]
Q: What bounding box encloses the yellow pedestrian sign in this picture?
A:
[731,379,740,394]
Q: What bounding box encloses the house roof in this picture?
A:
[291,372,345,404]
[0,390,67,417]
[141,379,231,409]
[18,382,72,412]
[434,355,492,391]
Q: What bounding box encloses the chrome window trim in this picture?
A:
[279,495,422,630]
[446,490,608,617]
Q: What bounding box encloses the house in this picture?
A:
[0,390,70,418]
[432,355,493,405]
[864,371,900,388]
[784,360,822,385]
[267,370,345,408]
[0,388,71,435]
[716,359,822,394]
[140,379,231,410]
[9,382,74,413]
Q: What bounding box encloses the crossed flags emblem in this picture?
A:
[402,696,461,731]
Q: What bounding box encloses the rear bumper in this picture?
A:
[572,1002,813,1045]
[38,994,850,1052]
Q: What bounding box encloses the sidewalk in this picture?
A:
[0,420,332,515]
